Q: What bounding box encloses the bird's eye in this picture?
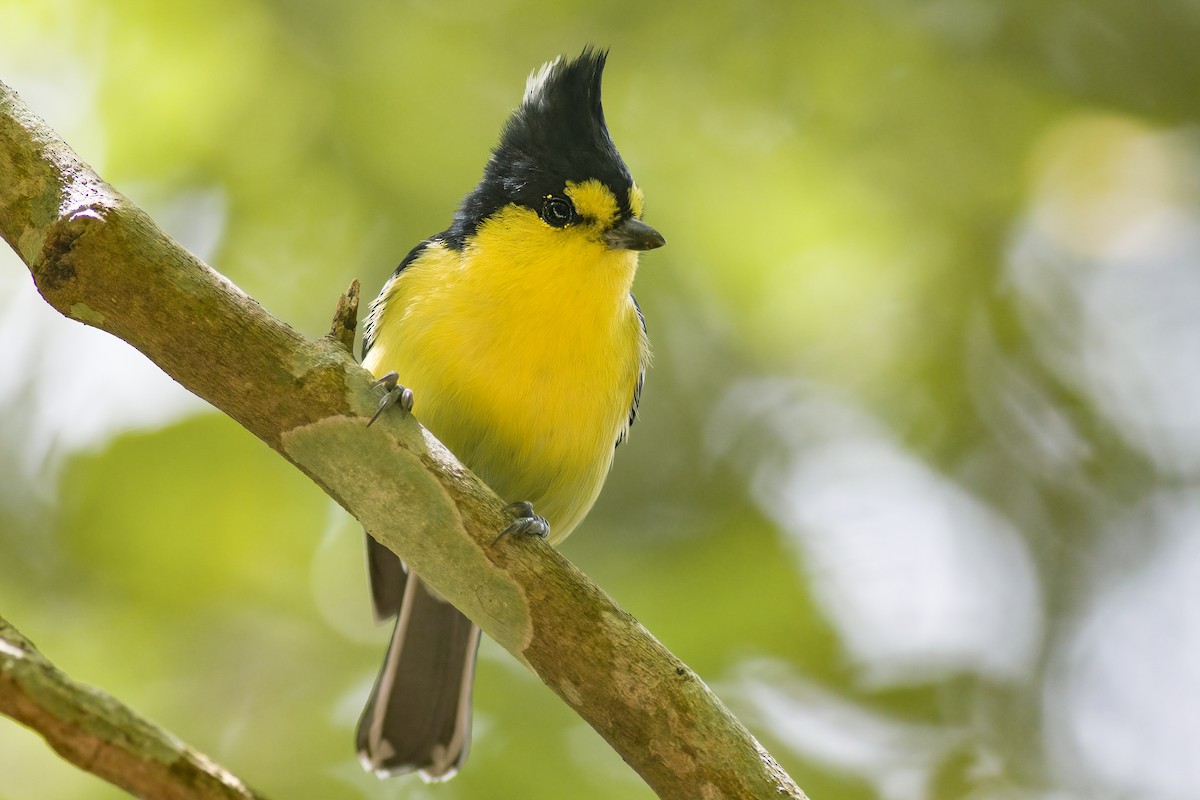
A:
[541,196,576,227]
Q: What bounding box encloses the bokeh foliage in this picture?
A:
[3,1,1200,798]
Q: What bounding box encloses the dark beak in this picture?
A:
[604,217,666,251]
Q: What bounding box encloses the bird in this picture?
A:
[356,47,664,781]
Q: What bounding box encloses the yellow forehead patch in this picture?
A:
[564,179,619,226]
[629,184,645,220]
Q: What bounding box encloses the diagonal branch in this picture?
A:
[0,615,266,800]
[0,79,806,800]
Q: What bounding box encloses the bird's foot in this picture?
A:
[367,371,414,426]
[493,501,550,544]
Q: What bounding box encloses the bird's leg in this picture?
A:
[493,501,550,544]
[367,371,414,426]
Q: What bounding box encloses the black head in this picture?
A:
[445,47,641,247]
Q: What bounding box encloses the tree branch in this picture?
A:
[0,79,806,800]
[0,615,266,800]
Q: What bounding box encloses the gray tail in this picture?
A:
[357,538,480,780]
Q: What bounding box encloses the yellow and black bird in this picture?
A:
[356,48,664,780]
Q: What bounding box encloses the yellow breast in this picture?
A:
[363,206,647,543]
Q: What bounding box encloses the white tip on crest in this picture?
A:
[523,56,562,107]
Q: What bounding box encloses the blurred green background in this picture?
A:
[3,1,1200,798]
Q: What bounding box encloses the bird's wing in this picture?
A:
[361,236,444,360]
[617,293,647,448]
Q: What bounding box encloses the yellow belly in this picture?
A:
[364,225,645,543]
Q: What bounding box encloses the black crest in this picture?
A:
[445,47,635,247]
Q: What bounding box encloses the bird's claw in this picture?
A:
[493,501,550,544]
[367,371,414,426]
